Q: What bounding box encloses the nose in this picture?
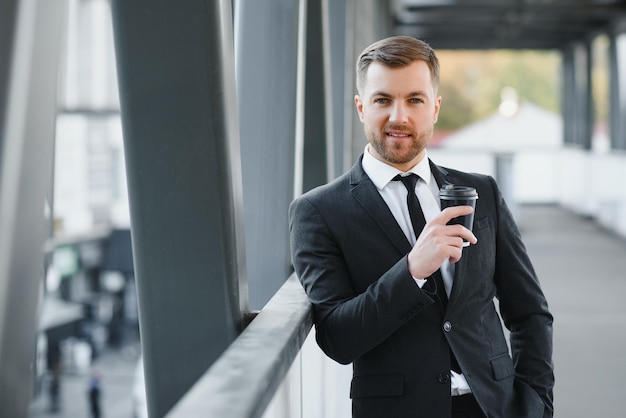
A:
[389,102,409,124]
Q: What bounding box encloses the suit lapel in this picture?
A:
[347,157,476,307]
[349,159,412,255]
[430,161,469,308]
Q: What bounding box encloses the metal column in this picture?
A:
[327,0,348,177]
[301,0,331,193]
[0,0,68,415]
[0,0,18,155]
[562,42,593,149]
[609,21,626,151]
[234,0,300,309]
[110,0,246,416]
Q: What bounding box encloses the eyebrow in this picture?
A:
[371,90,428,98]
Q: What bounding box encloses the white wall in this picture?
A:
[557,148,626,238]
[430,148,626,240]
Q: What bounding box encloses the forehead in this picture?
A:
[363,60,434,96]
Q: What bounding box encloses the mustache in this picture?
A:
[384,123,414,134]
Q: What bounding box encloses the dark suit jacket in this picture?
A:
[289,157,554,418]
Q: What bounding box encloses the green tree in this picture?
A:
[436,49,561,131]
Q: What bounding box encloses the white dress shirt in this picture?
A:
[361,145,471,396]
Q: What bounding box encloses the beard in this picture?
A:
[366,123,433,166]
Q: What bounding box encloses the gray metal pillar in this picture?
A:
[561,48,575,146]
[582,42,594,150]
[234,0,300,310]
[328,0,348,178]
[494,153,516,219]
[609,21,626,151]
[110,1,246,416]
[0,0,18,161]
[302,0,330,193]
[0,0,68,415]
[562,42,593,149]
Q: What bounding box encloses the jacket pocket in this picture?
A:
[490,353,515,381]
[350,374,404,398]
[473,216,489,230]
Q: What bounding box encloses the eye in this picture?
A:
[409,97,424,104]
[374,98,390,105]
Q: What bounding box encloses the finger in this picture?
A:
[447,224,477,245]
[437,236,467,265]
[436,205,474,225]
[448,246,464,263]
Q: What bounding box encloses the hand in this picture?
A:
[407,205,477,279]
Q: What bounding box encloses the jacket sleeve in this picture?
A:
[289,194,436,364]
[489,176,555,417]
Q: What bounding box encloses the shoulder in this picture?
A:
[289,169,350,215]
[288,160,372,225]
[430,157,494,185]
[432,161,501,201]
[295,164,359,204]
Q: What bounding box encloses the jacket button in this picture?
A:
[443,321,452,332]
[438,373,450,384]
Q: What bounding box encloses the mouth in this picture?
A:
[386,131,412,141]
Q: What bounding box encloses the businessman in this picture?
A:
[289,36,554,418]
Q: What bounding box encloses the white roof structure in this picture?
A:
[440,102,563,152]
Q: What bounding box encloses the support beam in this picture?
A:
[0,0,68,415]
[302,0,330,193]
[562,42,593,149]
[234,0,300,309]
[327,0,348,178]
[609,22,626,150]
[0,0,18,158]
[110,0,246,416]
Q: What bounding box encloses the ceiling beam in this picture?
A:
[392,0,626,50]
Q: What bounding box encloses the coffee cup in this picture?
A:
[439,185,478,247]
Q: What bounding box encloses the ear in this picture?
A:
[354,95,365,122]
[433,95,442,124]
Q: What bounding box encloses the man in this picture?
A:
[289,36,554,418]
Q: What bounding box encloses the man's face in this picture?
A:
[355,60,441,172]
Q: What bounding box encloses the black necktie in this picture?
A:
[393,174,426,237]
[393,174,461,373]
[393,174,448,307]
[393,173,461,373]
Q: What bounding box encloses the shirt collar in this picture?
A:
[362,144,433,190]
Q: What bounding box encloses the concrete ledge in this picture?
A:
[166,273,312,418]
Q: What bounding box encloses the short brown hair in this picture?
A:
[356,36,440,94]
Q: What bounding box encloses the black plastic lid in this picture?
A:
[439,184,478,198]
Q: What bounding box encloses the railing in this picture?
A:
[166,273,313,417]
